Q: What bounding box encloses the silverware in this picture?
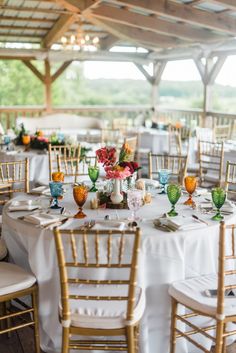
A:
[192,214,209,226]
[79,220,95,230]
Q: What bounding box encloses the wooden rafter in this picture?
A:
[0,5,73,15]
[22,60,45,82]
[135,64,153,84]
[85,15,187,50]
[92,4,226,43]
[0,15,54,23]
[42,14,76,48]
[109,0,236,35]
[194,55,226,85]
[51,61,72,82]
[52,0,96,12]
[99,34,119,50]
[0,25,50,31]
[153,61,166,85]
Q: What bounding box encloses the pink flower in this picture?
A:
[105,166,131,180]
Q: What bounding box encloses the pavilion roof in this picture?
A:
[1,0,236,61]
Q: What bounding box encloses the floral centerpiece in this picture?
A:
[96,143,140,205]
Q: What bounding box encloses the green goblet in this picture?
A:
[211,187,226,221]
[167,184,181,217]
[88,166,99,192]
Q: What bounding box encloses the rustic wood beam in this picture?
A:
[85,15,187,50]
[135,64,153,84]
[0,5,73,15]
[52,0,96,12]
[153,61,166,85]
[0,15,54,23]
[193,55,205,81]
[111,0,236,35]
[92,4,225,43]
[0,25,49,31]
[51,61,72,82]
[45,59,52,112]
[22,60,45,83]
[208,56,226,84]
[203,0,236,11]
[99,34,119,50]
[42,14,76,48]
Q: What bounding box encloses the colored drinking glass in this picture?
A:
[211,187,226,221]
[49,181,63,209]
[184,176,197,207]
[167,184,181,217]
[158,169,171,194]
[88,166,99,192]
[73,185,88,218]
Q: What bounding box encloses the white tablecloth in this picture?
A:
[2,191,236,353]
[138,128,169,154]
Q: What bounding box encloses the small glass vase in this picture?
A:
[110,179,123,204]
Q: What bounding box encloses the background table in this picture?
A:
[2,190,235,353]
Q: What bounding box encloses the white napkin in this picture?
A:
[31,186,50,195]
[137,178,159,187]
[160,216,207,231]
[9,200,40,211]
[194,188,209,196]
[24,213,62,226]
[93,221,126,231]
[200,200,235,213]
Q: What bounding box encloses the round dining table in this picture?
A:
[2,189,236,353]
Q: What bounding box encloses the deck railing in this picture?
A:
[0,105,235,133]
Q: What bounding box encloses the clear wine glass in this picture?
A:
[127,189,143,221]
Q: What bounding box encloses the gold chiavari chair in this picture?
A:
[169,221,236,353]
[54,227,144,353]
[48,143,81,180]
[0,158,29,205]
[225,161,236,200]
[168,125,191,156]
[112,118,128,134]
[57,155,97,184]
[199,141,224,188]
[148,153,188,185]
[101,128,123,145]
[0,262,40,352]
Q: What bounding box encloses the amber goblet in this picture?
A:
[73,185,88,218]
[184,176,197,207]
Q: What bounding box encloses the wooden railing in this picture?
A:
[0,106,236,134]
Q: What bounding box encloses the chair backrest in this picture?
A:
[48,143,81,181]
[214,125,232,142]
[225,161,236,200]
[57,155,97,183]
[196,127,214,143]
[101,128,122,145]
[217,222,236,317]
[54,227,141,325]
[148,153,188,185]
[0,158,29,204]
[199,141,224,187]
[112,118,128,133]
[168,125,182,155]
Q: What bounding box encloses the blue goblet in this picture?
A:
[157,169,171,194]
[49,181,63,209]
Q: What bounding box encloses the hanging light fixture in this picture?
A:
[61,18,99,51]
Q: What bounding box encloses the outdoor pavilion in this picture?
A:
[1,0,236,129]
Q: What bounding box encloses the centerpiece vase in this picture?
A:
[110,179,123,204]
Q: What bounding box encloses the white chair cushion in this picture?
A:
[169,274,236,317]
[59,284,145,329]
[0,262,36,296]
[0,238,7,260]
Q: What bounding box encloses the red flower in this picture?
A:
[96,147,116,166]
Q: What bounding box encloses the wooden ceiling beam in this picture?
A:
[99,34,119,50]
[203,0,236,11]
[0,25,49,31]
[0,5,73,15]
[0,15,54,23]
[42,14,76,48]
[85,15,187,50]
[51,60,72,82]
[22,60,45,82]
[92,4,227,43]
[52,0,96,13]
[110,0,236,35]
[135,64,153,84]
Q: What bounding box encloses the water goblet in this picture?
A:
[73,184,88,218]
[88,166,99,192]
[167,184,181,217]
[211,187,226,221]
[184,176,197,207]
[127,189,143,221]
[49,181,63,209]
[158,169,171,194]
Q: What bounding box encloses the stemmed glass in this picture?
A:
[158,169,171,194]
[167,184,181,217]
[49,181,63,209]
[127,189,143,221]
[73,185,88,218]
[88,166,99,192]
[184,176,197,207]
[211,187,226,221]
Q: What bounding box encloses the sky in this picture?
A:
[83,56,236,86]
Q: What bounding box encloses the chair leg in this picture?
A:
[215,321,224,353]
[32,289,40,353]
[134,324,140,353]
[62,327,70,353]
[170,298,178,353]
[222,323,226,353]
[127,326,135,353]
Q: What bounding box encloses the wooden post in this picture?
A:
[45,59,52,113]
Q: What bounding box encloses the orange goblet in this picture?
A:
[52,172,64,182]
[73,185,88,218]
[22,135,31,145]
[184,176,197,207]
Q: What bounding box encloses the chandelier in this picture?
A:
[61,20,99,51]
